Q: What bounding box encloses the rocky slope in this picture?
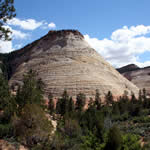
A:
[7,30,139,98]
[117,64,150,95]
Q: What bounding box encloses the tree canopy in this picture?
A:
[0,0,16,40]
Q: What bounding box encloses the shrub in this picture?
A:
[0,123,13,138]
[12,104,53,148]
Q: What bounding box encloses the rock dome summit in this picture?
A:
[8,30,139,98]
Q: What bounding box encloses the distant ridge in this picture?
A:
[117,64,140,74]
[117,64,150,95]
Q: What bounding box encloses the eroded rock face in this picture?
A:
[8,30,139,98]
[117,64,150,95]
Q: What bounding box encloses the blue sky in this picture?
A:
[1,0,150,67]
[14,0,150,38]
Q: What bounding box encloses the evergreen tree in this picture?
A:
[0,74,10,111]
[143,88,147,100]
[128,92,141,116]
[112,102,120,115]
[118,91,129,115]
[131,92,137,103]
[0,74,16,122]
[122,90,129,102]
[105,126,122,150]
[36,78,45,92]
[88,97,94,108]
[16,70,44,112]
[48,92,54,115]
[95,89,101,109]
[81,107,104,140]
[56,98,61,114]
[56,90,69,116]
[138,89,142,102]
[68,97,75,112]
[76,93,86,111]
[105,91,113,105]
[12,103,53,148]
[142,88,149,108]
[0,0,16,40]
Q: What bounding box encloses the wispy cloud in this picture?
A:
[7,18,56,30]
[7,18,44,30]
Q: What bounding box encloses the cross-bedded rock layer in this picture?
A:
[9,30,139,98]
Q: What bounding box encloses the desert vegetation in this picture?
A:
[0,71,150,150]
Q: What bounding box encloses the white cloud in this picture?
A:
[0,40,13,53]
[0,25,29,53]
[7,18,56,30]
[7,18,44,30]
[12,29,29,39]
[0,18,56,53]
[84,25,150,68]
[3,25,29,39]
[48,22,56,28]
[0,40,23,53]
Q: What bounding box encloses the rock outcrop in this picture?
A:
[8,30,139,98]
[117,64,150,95]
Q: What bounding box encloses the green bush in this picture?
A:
[0,123,13,138]
[139,109,150,116]
[121,134,142,150]
[133,116,150,123]
[12,104,53,147]
[104,126,122,150]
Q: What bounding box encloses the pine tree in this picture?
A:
[112,102,120,115]
[16,70,44,112]
[56,90,69,116]
[0,0,16,40]
[131,92,137,103]
[95,89,101,109]
[118,91,129,115]
[48,92,54,115]
[138,89,142,102]
[105,91,113,105]
[0,74,16,122]
[76,93,86,111]
[68,97,74,112]
[142,88,149,108]
[56,98,61,114]
[143,88,147,100]
[105,126,122,150]
[88,97,94,108]
[122,90,129,102]
[0,74,10,111]
[12,103,53,148]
